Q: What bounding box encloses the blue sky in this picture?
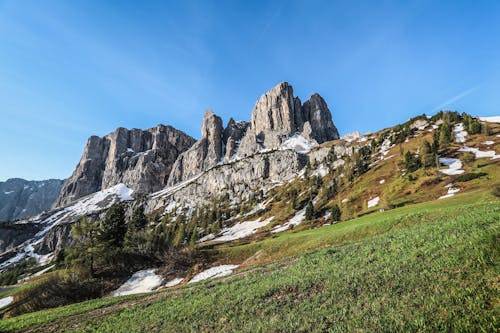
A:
[0,0,499,181]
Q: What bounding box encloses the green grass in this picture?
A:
[2,190,498,332]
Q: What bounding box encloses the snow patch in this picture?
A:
[458,146,500,160]
[281,135,314,153]
[453,123,468,143]
[272,208,306,233]
[3,191,14,195]
[367,196,380,208]
[483,141,495,145]
[212,217,274,242]
[439,185,460,199]
[0,296,14,309]
[111,269,163,296]
[439,158,464,175]
[164,277,183,288]
[379,179,385,184]
[189,265,238,283]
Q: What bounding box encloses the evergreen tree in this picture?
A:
[68,217,100,277]
[100,202,126,248]
[439,122,452,148]
[189,226,198,247]
[330,204,341,222]
[404,151,422,172]
[420,140,434,168]
[305,200,314,221]
[129,205,148,231]
[172,223,185,247]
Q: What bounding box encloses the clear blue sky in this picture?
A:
[0,0,499,181]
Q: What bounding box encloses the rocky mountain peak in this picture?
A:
[302,93,339,143]
[237,82,339,157]
[55,124,196,207]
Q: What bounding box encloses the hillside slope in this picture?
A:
[0,190,497,332]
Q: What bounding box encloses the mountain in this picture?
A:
[0,178,64,221]
[0,83,498,328]
[54,125,196,207]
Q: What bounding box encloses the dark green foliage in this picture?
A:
[129,205,147,231]
[330,204,341,222]
[420,140,434,168]
[439,122,452,147]
[305,200,314,221]
[100,203,126,248]
[404,151,422,173]
[455,172,487,182]
[468,119,481,135]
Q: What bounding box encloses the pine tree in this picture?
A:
[68,217,100,277]
[189,226,198,247]
[330,204,341,222]
[172,223,185,247]
[439,122,452,148]
[420,140,434,168]
[100,202,126,248]
[305,200,314,221]
[129,205,148,231]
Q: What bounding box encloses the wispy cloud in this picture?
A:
[432,86,480,111]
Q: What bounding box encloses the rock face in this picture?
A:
[0,178,64,221]
[55,125,196,207]
[149,149,308,211]
[238,82,339,157]
[167,110,224,185]
[223,118,249,159]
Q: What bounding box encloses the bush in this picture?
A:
[455,172,487,182]
[4,274,104,318]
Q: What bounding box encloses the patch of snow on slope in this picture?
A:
[164,277,183,288]
[379,138,393,157]
[0,296,14,309]
[458,146,500,160]
[379,179,386,184]
[111,269,163,296]
[3,191,14,195]
[439,185,460,199]
[189,265,238,283]
[212,217,274,242]
[483,141,495,145]
[281,135,314,153]
[453,123,468,143]
[479,116,500,123]
[69,183,133,216]
[272,208,306,233]
[367,196,380,208]
[439,158,464,175]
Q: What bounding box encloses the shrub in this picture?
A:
[455,172,487,182]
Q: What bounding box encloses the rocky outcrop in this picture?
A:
[302,93,339,143]
[223,118,249,159]
[0,178,64,221]
[55,125,196,207]
[149,149,308,211]
[167,110,224,185]
[237,82,339,157]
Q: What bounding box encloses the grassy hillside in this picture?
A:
[1,190,498,332]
